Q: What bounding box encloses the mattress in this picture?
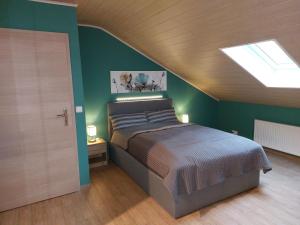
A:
[111,121,271,198]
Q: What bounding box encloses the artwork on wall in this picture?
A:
[110,71,167,93]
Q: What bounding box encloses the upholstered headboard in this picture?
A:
[107,98,173,139]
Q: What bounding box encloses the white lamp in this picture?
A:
[87,125,97,142]
[182,114,189,123]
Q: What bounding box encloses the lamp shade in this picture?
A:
[182,114,189,123]
[87,125,97,137]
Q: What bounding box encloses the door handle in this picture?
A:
[56,109,68,126]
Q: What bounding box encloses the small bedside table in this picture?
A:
[87,138,108,168]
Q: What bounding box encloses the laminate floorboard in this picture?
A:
[0,149,299,225]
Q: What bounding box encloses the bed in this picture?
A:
[108,98,271,218]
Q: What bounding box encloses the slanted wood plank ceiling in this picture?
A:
[77,0,300,108]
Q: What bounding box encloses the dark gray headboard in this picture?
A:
[107,98,173,139]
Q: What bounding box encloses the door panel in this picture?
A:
[0,28,80,212]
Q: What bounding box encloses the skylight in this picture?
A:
[221,40,300,88]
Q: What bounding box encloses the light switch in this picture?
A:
[75,106,83,113]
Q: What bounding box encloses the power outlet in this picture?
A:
[232,130,239,135]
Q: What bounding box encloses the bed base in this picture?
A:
[110,144,260,218]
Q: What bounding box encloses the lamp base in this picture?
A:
[88,136,97,143]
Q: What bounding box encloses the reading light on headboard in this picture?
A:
[116,95,163,102]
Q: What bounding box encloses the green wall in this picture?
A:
[78,26,218,140]
[0,0,90,185]
[218,101,300,139]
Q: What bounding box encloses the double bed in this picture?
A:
[108,98,271,218]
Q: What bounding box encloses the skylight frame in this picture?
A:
[220,39,300,88]
[256,40,296,65]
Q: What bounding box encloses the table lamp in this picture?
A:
[182,114,189,123]
[87,125,97,142]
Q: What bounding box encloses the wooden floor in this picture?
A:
[0,149,299,225]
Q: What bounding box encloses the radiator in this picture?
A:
[254,119,300,157]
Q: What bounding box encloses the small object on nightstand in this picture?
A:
[181,114,189,123]
[87,138,108,168]
[87,125,97,142]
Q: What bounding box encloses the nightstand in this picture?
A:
[87,138,108,168]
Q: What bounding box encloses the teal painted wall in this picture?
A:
[0,0,90,185]
[78,26,218,140]
[218,101,300,139]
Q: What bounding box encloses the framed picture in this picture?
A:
[110,71,167,93]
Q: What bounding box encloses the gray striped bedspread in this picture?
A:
[111,122,272,197]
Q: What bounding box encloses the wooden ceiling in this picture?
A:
[77,0,300,108]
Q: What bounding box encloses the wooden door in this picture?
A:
[0,28,80,212]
